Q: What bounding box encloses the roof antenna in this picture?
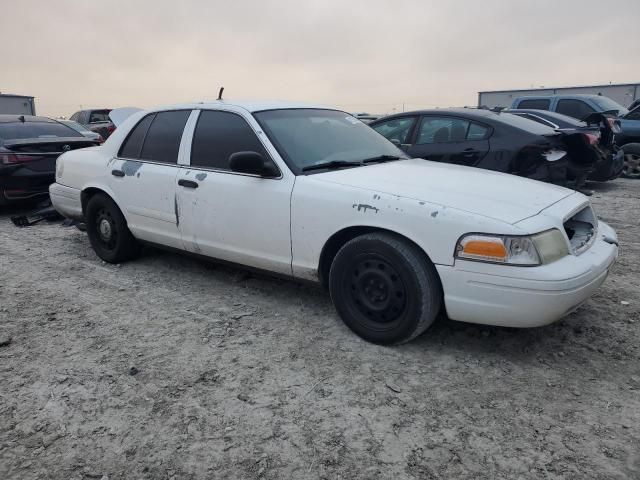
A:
[217,87,224,101]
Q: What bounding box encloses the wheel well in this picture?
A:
[80,187,108,216]
[318,226,433,289]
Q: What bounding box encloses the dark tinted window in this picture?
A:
[119,114,155,159]
[417,117,470,144]
[624,106,640,120]
[556,99,595,120]
[191,110,267,170]
[517,99,550,110]
[88,110,111,123]
[0,120,82,141]
[69,112,80,122]
[139,111,190,163]
[371,117,416,144]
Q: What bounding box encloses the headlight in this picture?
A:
[455,229,569,266]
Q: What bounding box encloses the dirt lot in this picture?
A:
[1,179,639,480]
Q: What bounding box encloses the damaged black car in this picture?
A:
[369,108,616,188]
[0,115,100,205]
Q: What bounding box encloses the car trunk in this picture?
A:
[0,137,98,199]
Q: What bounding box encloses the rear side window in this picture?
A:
[137,111,190,163]
[517,99,550,110]
[0,121,82,141]
[417,117,470,144]
[191,110,267,170]
[556,99,595,120]
[371,117,416,144]
[467,123,490,140]
[119,114,155,159]
[88,110,111,123]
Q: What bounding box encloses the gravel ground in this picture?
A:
[1,179,639,480]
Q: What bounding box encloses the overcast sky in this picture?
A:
[2,0,639,117]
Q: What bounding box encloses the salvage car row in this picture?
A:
[45,99,620,345]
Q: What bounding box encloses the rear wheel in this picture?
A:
[622,144,640,179]
[329,232,442,344]
[85,193,140,263]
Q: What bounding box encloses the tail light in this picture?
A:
[107,125,116,135]
[0,153,38,165]
[606,117,621,134]
[584,133,600,145]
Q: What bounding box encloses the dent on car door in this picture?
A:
[406,116,490,166]
[176,109,294,275]
[109,110,191,249]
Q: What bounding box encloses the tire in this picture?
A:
[328,232,442,345]
[622,143,640,179]
[85,193,140,263]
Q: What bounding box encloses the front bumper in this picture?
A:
[49,183,83,220]
[436,221,618,328]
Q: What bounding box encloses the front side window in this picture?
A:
[371,117,416,144]
[517,99,550,110]
[626,106,640,120]
[417,117,470,144]
[191,110,268,170]
[556,100,595,120]
[254,109,405,173]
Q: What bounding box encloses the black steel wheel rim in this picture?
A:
[95,208,118,250]
[347,254,407,325]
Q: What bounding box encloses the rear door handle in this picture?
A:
[178,179,199,189]
[111,169,125,177]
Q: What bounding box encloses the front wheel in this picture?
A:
[329,232,442,345]
[85,193,140,263]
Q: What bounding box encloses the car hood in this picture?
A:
[311,159,576,224]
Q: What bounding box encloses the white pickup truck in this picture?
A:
[50,100,618,344]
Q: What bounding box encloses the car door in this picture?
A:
[175,108,294,275]
[405,115,490,166]
[370,116,418,151]
[109,109,192,249]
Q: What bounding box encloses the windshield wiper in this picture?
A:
[361,154,402,164]
[302,160,362,172]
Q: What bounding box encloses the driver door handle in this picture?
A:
[178,179,199,189]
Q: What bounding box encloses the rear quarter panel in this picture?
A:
[290,176,521,281]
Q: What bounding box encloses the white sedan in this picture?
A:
[50,101,618,344]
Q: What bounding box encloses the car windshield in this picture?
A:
[254,109,407,173]
[0,120,82,141]
[592,97,628,116]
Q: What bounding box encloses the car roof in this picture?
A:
[515,94,603,100]
[371,108,498,122]
[0,114,57,124]
[145,100,338,114]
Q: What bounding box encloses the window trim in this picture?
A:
[185,109,283,180]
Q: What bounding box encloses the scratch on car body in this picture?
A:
[431,210,439,218]
[373,194,381,200]
[353,203,379,214]
[122,161,142,176]
[174,195,180,226]
[195,173,207,181]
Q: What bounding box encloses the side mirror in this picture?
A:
[390,139,401,147]
[229,151,279,177]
